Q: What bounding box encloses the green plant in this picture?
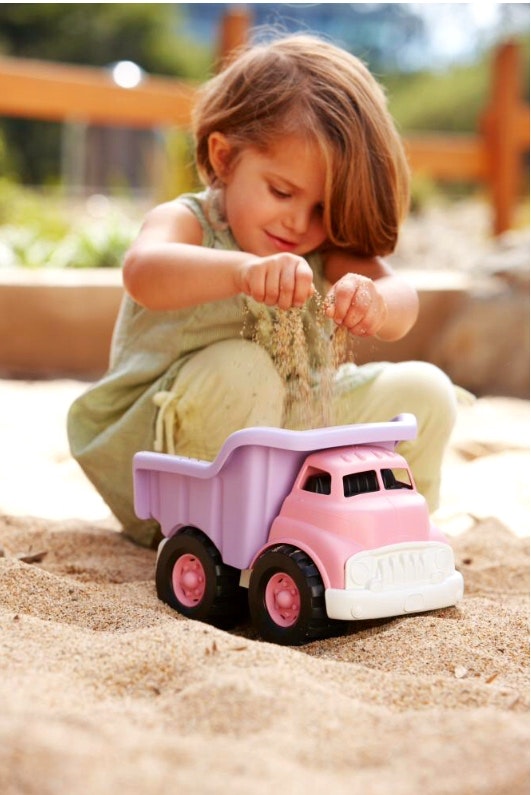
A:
[52,219,137,269]
[384,34,529,135]
[0,226,56,268]
[384,58,490,134]
[0,179,71,239]
[0,179,140,268]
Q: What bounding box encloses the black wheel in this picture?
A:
[156,527,246,628]
[249,545,334,645]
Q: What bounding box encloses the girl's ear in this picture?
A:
[208,132,233,182]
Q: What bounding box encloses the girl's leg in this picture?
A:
[332,361,458,512]
[157,338,285,460]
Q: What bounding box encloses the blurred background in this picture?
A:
[0,3,529,398]
[0,2,528,268]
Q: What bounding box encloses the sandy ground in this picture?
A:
[0,379,529,795]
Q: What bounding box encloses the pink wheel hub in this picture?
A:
[265,572,301,627]
[173,554,206,607]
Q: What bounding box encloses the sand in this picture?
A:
[0,379,529,795]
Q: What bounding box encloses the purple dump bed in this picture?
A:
[133,414,417,570]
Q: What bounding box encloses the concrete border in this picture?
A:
[1,268,526,399]
[0,268,123,379]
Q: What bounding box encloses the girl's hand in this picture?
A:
[238,253,314,310]
[325,273,388,337]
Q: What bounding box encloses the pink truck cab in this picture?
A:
[133,414,463,645]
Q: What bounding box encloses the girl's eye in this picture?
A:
[269,185,291,199]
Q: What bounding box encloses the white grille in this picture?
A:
[347,543,454,592]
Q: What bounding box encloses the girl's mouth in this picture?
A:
[265,231,298,252]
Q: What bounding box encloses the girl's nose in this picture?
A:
[285,205,310,235]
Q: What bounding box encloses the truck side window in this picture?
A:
[381,468,413,490]
[343,470,379,497]
[302,469,332,495]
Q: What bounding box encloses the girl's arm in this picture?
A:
[324,251,419,342]
[123,200,314,311]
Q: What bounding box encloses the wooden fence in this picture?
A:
[404,41,529,235]
[0,10,528,234]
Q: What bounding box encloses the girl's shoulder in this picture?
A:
[174,189,208,220]
[132,189,236,251]
[175,189,233,249]
[180,189,246,252]
[133,194,203,247]
[134,190,213,246]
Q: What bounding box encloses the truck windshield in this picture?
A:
[381,468,413,490]
[343,470,379,497]
[303,467,413,498]
[302,470,331,495]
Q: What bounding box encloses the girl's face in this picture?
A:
[209,133,328,257]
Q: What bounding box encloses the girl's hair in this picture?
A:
[193,33,410,257]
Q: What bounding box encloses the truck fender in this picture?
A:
[250,528,363,590]
[258,519,365,590]
[162,523,197,540]
[249,539,330,588]
[156,524,204,560]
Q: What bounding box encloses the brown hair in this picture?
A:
[193,33,410,257]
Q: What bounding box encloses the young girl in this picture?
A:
[68,33,457,548]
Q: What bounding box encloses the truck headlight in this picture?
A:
[348,559,375,588]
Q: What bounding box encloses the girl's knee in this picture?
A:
[383,361,458,428]
[162,339,285,458]
[192,339,284,414]
[388,363,457,512]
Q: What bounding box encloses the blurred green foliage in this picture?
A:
[0,3,211,77]
[385,33,530,133]
[0,179,140,269]
[386,60,490,134]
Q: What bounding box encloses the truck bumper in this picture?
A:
[325,571,464,621]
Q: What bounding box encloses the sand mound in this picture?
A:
[0,511,528,795]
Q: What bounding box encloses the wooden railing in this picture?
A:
[0,9,528,234]
[404,41,529,235]
[0,10,246,128]
[0,56,196,129]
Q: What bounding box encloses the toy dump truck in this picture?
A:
[133,414,463,645]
